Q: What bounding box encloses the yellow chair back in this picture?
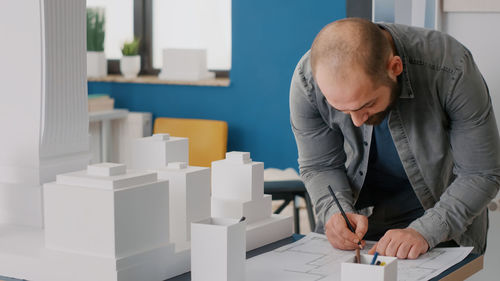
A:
[153,117,228,167]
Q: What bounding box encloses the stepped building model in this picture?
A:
[131,135,293,252]
[130,133,189,170]
[43,163,189,280]
[211,152,293,250]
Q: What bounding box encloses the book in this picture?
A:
[88,94,114,112]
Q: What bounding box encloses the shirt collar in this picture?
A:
[377,23,415,99]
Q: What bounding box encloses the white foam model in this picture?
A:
[191,217,246,281]
[211,152,293,251]
[41,163,189,280]
[0,0,90,228]
[158,48,215,81]
[157,162,211,252]
[0,163,192,281]
[44,163,171,257]
[130,133,189,170]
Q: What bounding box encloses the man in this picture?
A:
[290,18,500,259]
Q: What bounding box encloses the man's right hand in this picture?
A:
[325,212,368,250]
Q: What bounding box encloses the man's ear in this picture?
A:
[387,56,403,80]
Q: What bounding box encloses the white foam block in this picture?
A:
[191,218,246,281]
[0,224,188,281]
[157,164,211,250]
[211,195,272,224]
[246,215,294,251]
[225,151,251,164]
[211,159,264,201]
[44,166,170,258]
[130,135,188,170]
[57,169,157,190]
[87,162,127,176]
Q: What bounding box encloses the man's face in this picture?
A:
[315,64,399,127]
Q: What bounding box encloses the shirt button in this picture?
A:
[363,141,368,146]
[359,171,364,176]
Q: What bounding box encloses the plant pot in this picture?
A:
[87,51,107,78]
[120,55,141,79]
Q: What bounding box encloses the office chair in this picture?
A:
[264,169,316,234]
[153,117,228,167]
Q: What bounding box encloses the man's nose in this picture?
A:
[350,111,368,127]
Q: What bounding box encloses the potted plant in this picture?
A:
[120,38,141,79]
[87,7,107,78]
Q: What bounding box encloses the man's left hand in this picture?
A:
[368,228,429,259]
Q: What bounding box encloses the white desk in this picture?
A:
[89,109,129,162]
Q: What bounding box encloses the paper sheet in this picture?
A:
[246,232,473,281]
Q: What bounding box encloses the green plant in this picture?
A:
[87,7,105,52]
[121,38,141,56]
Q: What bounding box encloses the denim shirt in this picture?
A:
[289,23,500,254]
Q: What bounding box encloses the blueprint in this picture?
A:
[246,232,473,281]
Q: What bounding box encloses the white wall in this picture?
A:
[442,11,500,281]
[442,12,500,132]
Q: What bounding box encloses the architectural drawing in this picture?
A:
[246,232,473,281]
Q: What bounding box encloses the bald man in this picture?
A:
[290,18,500,259]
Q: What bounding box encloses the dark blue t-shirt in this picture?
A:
[355,117,425,240]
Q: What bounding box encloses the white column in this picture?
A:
[0,0,90,227]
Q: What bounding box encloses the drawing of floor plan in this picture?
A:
[246,232,472,281]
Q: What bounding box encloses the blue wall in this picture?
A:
[89,0,346,170]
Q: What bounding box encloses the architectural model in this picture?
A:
[43,163,189,280]
[0,0,89,228]
[130,133,188,170]
[156,162,211,252]
[0,1,292,280]
[211,151,293,250]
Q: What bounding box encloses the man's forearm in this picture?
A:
[301,167,355,227]
[409,173,500,249]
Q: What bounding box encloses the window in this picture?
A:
[87,0,231,76]
[86,0,134,59]
[152,0,231,71]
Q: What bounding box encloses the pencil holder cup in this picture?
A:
[341,254,397,281]
[191,217,246,281]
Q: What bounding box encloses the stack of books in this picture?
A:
[88,94,114,112]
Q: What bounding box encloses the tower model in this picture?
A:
[211,151,293,250]
[130,133,212,275]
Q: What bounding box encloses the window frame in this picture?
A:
[107,0,229,78]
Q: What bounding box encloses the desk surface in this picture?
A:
[0,234,482,281]
[167,234,483,281]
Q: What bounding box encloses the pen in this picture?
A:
[327,185,362,249]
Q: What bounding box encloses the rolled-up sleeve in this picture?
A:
[408,50,500,249]
[289,58,356,230]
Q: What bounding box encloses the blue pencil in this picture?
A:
[370,252,379,265]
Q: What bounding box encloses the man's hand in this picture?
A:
[325,213,368,250]
[368,228,429,259]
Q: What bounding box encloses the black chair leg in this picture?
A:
[294,195,300,234]
[304,192,316,231]
[274,198,292,214]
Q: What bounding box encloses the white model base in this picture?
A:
[246,214,293,251]
[0,224,190,281]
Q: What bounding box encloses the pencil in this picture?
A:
[327,185,362,249]
[370,252,379,265]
